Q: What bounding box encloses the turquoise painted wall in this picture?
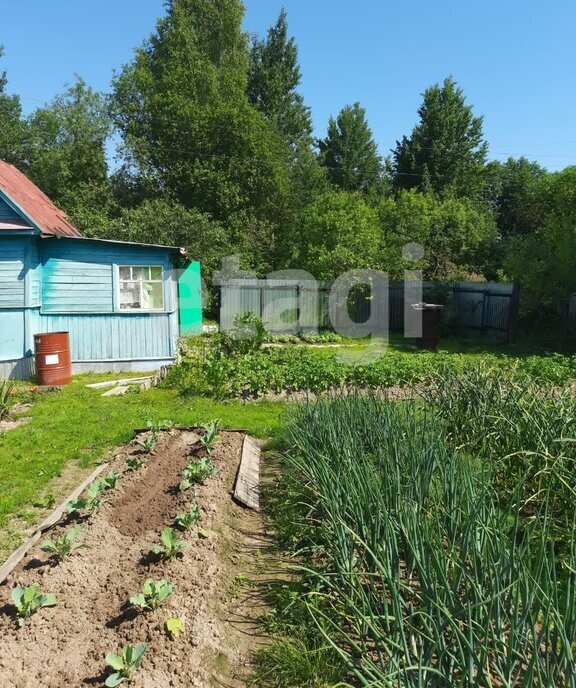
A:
[0,236,196,367]
[0,235,40,360]
[178,261,203,335]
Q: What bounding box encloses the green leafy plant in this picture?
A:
[0,380,15,419]
[174,505,201,530]
[105,643,147,687]
[33,493,56,509]
[152,527,188,559]
[221,311,267,355]
[130,579,174,611]
[101,470,121,489]
[166,342,576,400]
[11,586,57,626]
[126,457,145,471]
[135,435,156,453]
[264,391,576,686]
[147,419,174,433]
[41,524,88,560]
[179,457,219,492]
[200,419,221,455]
[166,616,185,639]
[66,479,105,514]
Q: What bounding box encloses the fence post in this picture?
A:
[259,284,264,321]
[507,283,520,343]
[480,291,488,335]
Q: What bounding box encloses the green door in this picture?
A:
[178,261,202,335]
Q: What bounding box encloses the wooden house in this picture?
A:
[0,162,201,378]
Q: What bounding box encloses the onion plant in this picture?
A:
[268,390,576,687]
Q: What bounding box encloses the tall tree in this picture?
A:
[377,190,497,280]
[485,157,547,239]
[27,77,111,206]
[392,77,488,199]
[318,102,382,193]
[247,8,312,149]
[295,189,381,279]
[111,0,290,273]
[247,8,327,268]
[0,47,27,166]
[504,167,576,317]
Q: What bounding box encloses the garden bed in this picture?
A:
[0,427,261,687]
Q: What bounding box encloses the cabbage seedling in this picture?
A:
[41,524,88,560]
[126,457,145,471]
[179,457,219,491]
[200,419,221,455]
[105,643,147,687]
[101,471,121,489]
[152,527,188,559]
[174,505,201,530]
[130,579,174,611]
[166,616,185,639]
[66,479,105,514]
[147,419,174,433]
[135,435,156,453]
[11,586,57,626]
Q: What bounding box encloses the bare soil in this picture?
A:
[0,429,268,687]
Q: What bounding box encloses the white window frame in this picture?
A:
[117,265,165,312]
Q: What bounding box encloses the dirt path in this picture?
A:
[0,429,269,687]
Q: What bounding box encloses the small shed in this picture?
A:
[0,161,202,379]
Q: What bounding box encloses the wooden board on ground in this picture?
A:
[0,463,109,584]
[101,385,130,397]
[86,376,152,390]
[233,436,260,511]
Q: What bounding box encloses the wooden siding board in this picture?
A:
[2,237,187,366]
[40,241,172,315]
[0,236,38,309]
[37,313,173,361]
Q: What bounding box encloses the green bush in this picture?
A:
[221,312,267,355]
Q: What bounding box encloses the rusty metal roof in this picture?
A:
[0,161,83,238]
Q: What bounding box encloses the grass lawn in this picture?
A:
[0,374,286,557]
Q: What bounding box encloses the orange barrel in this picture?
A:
[34,332,72,386]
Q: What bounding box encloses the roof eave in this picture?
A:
[45,235,189,257]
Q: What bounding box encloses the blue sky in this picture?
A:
[2,0,575,170]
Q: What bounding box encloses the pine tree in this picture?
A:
[392,77,487,199]
[247,8,312,149]
[318,102,382,193]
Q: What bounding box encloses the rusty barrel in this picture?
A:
[34,332,72,385]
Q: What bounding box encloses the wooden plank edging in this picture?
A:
[0,462,109,584]
[233,436,260,511]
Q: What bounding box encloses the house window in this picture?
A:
[118,266,164,310]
